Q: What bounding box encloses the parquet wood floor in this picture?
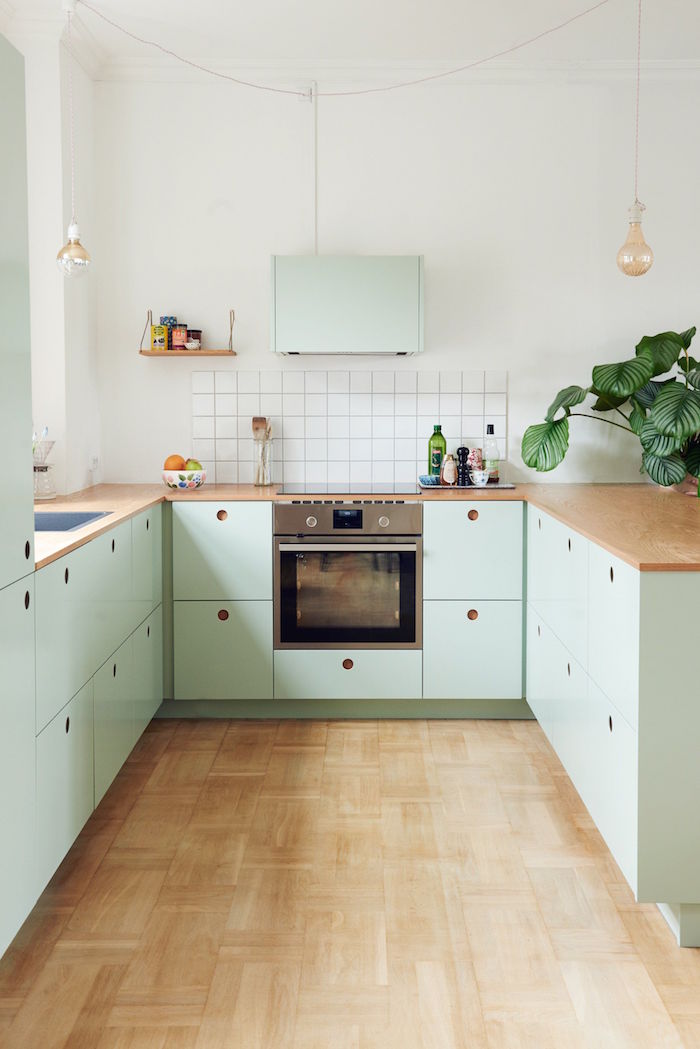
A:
[1,718,699,1048]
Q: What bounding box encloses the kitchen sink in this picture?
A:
[34,510,113,532]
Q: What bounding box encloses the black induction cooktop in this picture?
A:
[277,483,420,495]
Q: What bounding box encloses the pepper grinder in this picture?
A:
[456,446,471,487]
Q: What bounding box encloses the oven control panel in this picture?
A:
[274,500,421,537]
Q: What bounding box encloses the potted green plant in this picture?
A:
[522,327,700,489]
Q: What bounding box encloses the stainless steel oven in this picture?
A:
[274,501,422,650]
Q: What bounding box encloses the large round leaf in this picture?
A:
[639,418,680,457]
[590,387,628,412]
[632,378,675,410]
[592,351,654,398]
[636,332,685,376]
[685,367,700,390]
[684,442,700,477]
[545,385,589,422]
[521,418,569,472]
[680,326,697,350]
[649,381,700,440]
[628,402,646,435]
[642,451,687,486]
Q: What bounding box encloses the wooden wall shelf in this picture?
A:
[139,350,236,358]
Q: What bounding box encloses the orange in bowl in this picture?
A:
[163,453,186,471]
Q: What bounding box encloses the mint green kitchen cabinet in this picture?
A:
[587,543,639,730]
[423,502,523,600]
[35,680,94,893]
[423,600,523,699]
[527,504,588,668]
[270,255,423,355]
[274,649,422,700]
[0,36,33,593]
[174,600,272,699]
[133,605,163,739]
[35,520,133,733]
[172,502,272,600]
[525,608,557,742]
[94,637,134,805]
[0,576,37,957]
[132,504,163,623]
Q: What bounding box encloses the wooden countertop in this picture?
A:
[33,481,700,572]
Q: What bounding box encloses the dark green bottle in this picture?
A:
[428,424,446,475]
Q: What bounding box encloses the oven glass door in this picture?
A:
[276,539,420,648]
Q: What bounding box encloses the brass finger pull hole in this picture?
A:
[537,625,541,637]
[342,658,354,670]
[217,509,228,521]
[25,540,31,559]
[65,568,69,584]
[113,664,117,677]
[610,566,614,583]
[24,591,30,610]
[218,609,229,621]
[567,663,571,677]
[146,519,150,531]
[467,509,479,521]
[568,538,571,552]
[112,539,115,553]
[65,717,70,733]
[609,715,613,733]
[467,609,478,621]
[147,626,150,638]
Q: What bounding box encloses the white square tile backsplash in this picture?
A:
[191,369,507,483]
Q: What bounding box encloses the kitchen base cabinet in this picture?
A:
[423,600,523,699]
[0,576,36,957]
[133,605,163,741]
[94,637,134,806]
[174,601,273,699]
[35,681,94,892]
[527,504,588,668]
[525,609,557,742]
[274,649,422,700]
[132,504,163,623]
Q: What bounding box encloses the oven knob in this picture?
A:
[306,515,318,528]
[378,515,390,528]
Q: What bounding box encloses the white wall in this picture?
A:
[94,69,700,484]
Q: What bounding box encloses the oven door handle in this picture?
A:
[278,543,419,553]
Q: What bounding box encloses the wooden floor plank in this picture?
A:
[0,717,696,1049]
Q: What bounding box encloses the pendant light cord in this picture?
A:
[76,0,613,99]
[67,9,77,225]
[633,0,642,203]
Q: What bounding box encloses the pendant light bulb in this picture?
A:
[56,221,91,277]
[616,201,653,277]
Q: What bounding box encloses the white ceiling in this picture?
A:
[7,0,700,66]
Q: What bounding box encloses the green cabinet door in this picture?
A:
[133,605,163,740]
[0,37,33,593]
[423,502,524,600]
[588,544,640,730]
[35,680,94,893]
[132,504,163,624]
[423,600,523,699]
[172,502,272,600]
[36,521,133,732]
[0,576,37,957]
[173,600,273,699]
[94,637,134,805]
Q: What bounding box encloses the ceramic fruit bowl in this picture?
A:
[162,469,206,490]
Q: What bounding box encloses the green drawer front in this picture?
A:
[424,502,523,601]
[423,600,523,699]
[174,600,273,700]
[172,501,272,600]
[94,636,134,806]
[36,680,94,892]
[273,649,422,700]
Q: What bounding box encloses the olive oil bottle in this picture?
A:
[428,424,446,476]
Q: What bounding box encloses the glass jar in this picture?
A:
[254,436,271,486]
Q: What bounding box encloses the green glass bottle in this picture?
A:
[428,424,446,476]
